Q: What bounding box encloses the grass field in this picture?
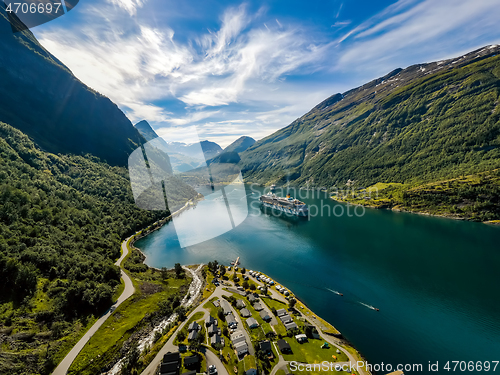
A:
[332,170,500,221]
[282,337,348,364]
[68,274,190,375]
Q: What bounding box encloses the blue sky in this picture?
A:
[34,0,500,147]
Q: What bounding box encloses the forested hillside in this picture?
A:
[0,7,144,166]
[0,122,195,374]
[240,45,500,189]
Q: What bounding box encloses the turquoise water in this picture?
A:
[135,185,500,374]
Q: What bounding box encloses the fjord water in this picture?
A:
[136,185,500,373]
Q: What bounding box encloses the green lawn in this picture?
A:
[243,354,257,371]
[261,297,287,311]
[67,276,190,375]
[282,337,348,364]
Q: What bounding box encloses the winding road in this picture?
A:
[140,285,230,375]
[51,236,136,375]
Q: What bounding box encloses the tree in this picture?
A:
[241,267,246,274]
[242,280,249,289]
[256,349,267,361]
[175,263,183,278]
[161,267,169,283]
[207,260,219,274]
[217,307,225,321]
[266,331,276,339]
[190,340,201,352]
[222,327,229,337]
[219,265,226,276]
[249,284,256,291]
[176,306,186,321]
[288,298,296,309]
[176,330,186,342]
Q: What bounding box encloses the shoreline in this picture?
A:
[130,202,370,375]
[129,195,203,265]
[330,196,500,225]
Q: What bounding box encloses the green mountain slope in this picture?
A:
[224,136,255,154]
[0,122,169,374]
[240,45,500,189]
[0,7,144,166]
[0,16,198,374]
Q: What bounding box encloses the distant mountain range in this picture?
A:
[240,45,500,188]
[134,120,225,172]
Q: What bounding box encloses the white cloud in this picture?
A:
[337,0,500,73]
[34,0,500,146]
[107,0,145,16]
[37,2,328,131]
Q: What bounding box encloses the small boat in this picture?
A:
[359,302,379,311]
[326,288,343,296]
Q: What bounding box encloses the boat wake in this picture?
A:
[325,287,343,296]
[359,302,379,311]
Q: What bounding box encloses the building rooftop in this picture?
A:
[188,321,200,332]
[276,308,287,316]
[184,354,200,366]
[246,317,259,328]
[187,330,198,341]
[205,315,215,326]
[277,339,291,353]
[211,334,221,345]
[226,314,237,325]
[162,352,180,364]
[259,340,272,353]
[253,302,263,311]
[259,310,271,320]
[240,308,251,317]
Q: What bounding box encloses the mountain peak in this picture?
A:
[224,136,256,154]
[134,120,158,142]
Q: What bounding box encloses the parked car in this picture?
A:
[208,365,218,374]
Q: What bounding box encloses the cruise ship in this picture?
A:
[259,192,309,217]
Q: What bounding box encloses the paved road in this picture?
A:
[204,347,230,375]
[141,286,231,375]
[52,236,136,375]
[246,273,370,375]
